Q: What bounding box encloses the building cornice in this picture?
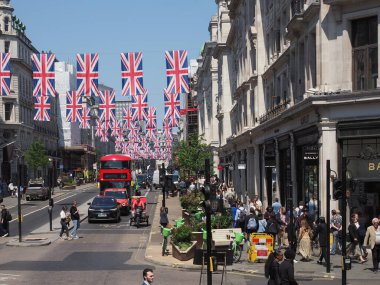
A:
[213,43,229,59]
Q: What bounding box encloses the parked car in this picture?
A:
[25,179,49,201]
[87,196,121,223]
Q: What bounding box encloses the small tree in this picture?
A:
[176,134,213,178]
[24,141,49,178]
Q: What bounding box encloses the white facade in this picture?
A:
[55,61,81,147]
[192,0,380,223]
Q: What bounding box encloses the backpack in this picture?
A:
[6,211,12,222]
[247,216,257,230]
[266,221,278,234]
[238,209,246,223]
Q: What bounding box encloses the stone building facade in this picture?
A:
[0,0,58,184]
[193,0,380,223]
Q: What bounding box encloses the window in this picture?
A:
[4,102,12,121]
[4,17,9,32]
[4,41,10,53]
[352,16,378,91]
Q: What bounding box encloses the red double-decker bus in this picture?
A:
[98,154,132,214]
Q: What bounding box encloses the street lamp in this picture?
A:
[47,157,54,231]
[15,147,23,242]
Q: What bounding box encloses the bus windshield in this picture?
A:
[100,160,131,169]
[100,181,129,190]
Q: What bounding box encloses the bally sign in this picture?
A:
[348,159,380,179]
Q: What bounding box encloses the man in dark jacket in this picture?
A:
[279,249,299,285]
[313,216,328,264]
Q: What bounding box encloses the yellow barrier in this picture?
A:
[247,233,274,262]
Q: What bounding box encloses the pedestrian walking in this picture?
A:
[159,206,169,233]
[313,216,328,265]
[141,268,154,285]
[348,214,367,263]
[245,207,258,243]
[330,209,342,255]
[0,204,10,237]
[8,182,15,197]
[70,200,80,239]
[59,206,71,240]
[265,250,283,285]
[363,217,380,273]
[298,219,312,261]
[279,249,299,285]
[272,198,282,215]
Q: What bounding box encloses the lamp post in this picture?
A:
[16,149,22,242]
[47,158,54,231]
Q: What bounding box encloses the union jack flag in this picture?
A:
[110,120,121,137]
[32,53,56,97]
[131,90,148,121]
[0,53,11,96]
[128,121,138,140]
[99,89,116,124]
[146,126,156,138]
[121,52,144,96]
[165,50,189,94]
[115,139,122,150]
[80,106,91,129]
[122,142,128,154]
[76,53,99,98]
[95,119,103,137]
[164,89,181,127]
[147,107,157,128]
[100,128,109,142]
[163,119,173,140]
[66,91,82,123]
[122,107,133,130]
[34,96,51,121]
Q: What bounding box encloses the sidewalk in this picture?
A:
[145,193,375,280]
[3,183,95,247]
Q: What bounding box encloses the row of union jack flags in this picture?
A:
[0,51,187,124]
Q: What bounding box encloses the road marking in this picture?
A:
[9,193,81,223]
[0,273,20,277]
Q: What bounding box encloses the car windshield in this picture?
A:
[92,197,116,206]
[29,184,43,187]
[104,191,127,199]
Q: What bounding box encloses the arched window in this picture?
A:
[4,17,9,32]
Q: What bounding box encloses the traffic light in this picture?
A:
[333,179,343,200]
[49,198,54,207]
[201,184,211,212]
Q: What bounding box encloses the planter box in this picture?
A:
[172,241,197,261]
[192,232,204,249]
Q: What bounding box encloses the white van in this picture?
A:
[152,170,161,188]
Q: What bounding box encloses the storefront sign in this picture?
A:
[238,164,246,170]
[348,159,380,179]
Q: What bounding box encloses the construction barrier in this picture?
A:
[247,233,274,262]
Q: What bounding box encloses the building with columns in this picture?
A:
[0,0,59,184]
[192,0,380,223]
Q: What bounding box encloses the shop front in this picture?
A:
[339,119,380,226]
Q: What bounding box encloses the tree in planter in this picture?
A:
[172,225,193,251]
[24,141,49,178]
[175,134,213,178]
[179,191,204,213]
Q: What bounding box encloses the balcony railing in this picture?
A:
[259,100,290,124]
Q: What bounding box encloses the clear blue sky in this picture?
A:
[12,0,216,125]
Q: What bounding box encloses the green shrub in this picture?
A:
[211,211,233,229]
[179,192,204,213]
[172,225,193,247]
